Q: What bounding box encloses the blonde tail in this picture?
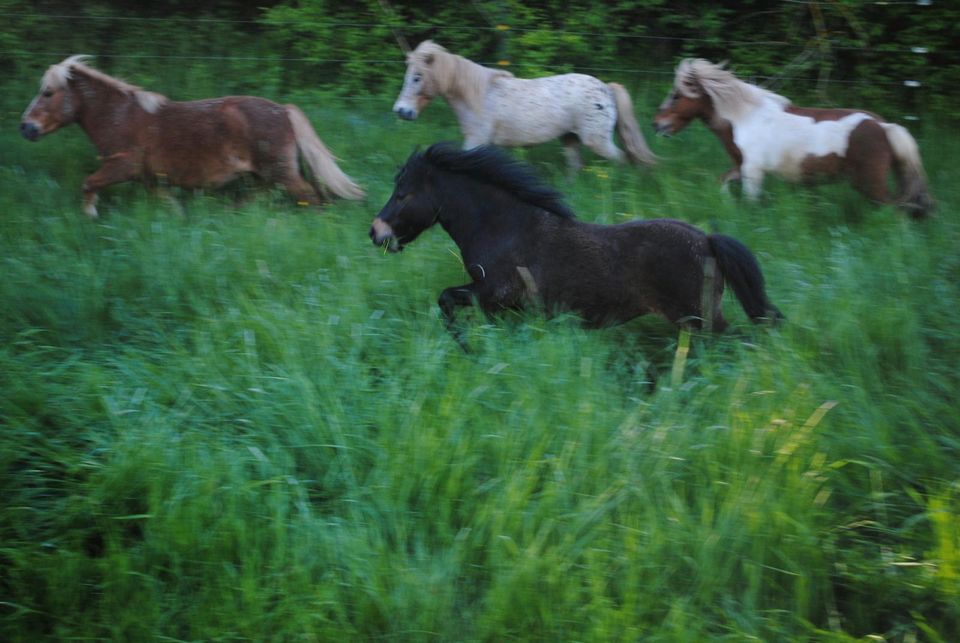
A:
[285,105,365,201]
[608,82,657,166]
[882,122,933,217]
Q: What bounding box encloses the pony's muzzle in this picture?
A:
[652,121,673,136]
[395,107,417,121]
[19,121,41,141]
[370,218,401,252]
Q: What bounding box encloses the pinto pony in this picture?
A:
[370,144,781,347]
[20,55,364,217]
[653,59,932,217]
[393,41,657,174]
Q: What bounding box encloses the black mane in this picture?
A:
[415,143,577,219]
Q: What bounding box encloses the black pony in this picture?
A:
[370,143,782,343]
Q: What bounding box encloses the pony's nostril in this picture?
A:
[19,122,39,140]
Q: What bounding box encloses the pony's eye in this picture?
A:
[42,90,53,98]
[412,75,422,83]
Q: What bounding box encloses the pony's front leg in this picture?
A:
[462,122,494,150]
[561,134,583,178]
[81,156,138,218]
[719,167,741,194]
[740,166,765,201]
[82,192,100,218]
[438,283,478,351]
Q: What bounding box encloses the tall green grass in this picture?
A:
[1,92,958,640]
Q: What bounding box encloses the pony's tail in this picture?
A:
[285,104,365,201]
[707,234,784,323]
[882,122,933,218]
[607,82,657,166]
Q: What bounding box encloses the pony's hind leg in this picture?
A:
[853,168,893,208]
[664,308,728,333]
[580,134,627,164]
[661,261,729,333]
[701,258,728,333]
[577,111,627,165]
[266,156,324,206]
[709,310,729,333]
[280,174,324,206]
[269,143,325,206]
[561,133,583,177]
[849,144,894,207]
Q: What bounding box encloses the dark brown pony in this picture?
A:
[653,59,933,217]
[20,55,364,217]
[370,143,782,345]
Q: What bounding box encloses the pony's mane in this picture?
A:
[41,55,168,113]
[675,58,790,120]
[408,40,513,115]
[414,143,576,219]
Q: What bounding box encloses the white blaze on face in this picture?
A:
[20,81,58,138]
[393,62,433,121]
[393,66,423,119]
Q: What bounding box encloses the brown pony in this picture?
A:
[20,55,364,217]
[653,59,932,217]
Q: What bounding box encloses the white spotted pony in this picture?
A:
[654,59,932,217]
[393,40,657,174]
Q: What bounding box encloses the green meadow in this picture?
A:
[1,84,959,640]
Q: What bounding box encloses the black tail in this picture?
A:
[707,234,783,323]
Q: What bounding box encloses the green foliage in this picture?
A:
[262,0,399,95]
[3,1,957,114]
[2,1,282,98]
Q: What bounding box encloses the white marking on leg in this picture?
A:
[83,193,99,218]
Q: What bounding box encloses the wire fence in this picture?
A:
[2,6,939,112]
[0,50,929,89]
[1,11,951,54]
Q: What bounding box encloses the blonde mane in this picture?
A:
[675,58,790,121]
[409,41,512,115]
[42,55,168,113]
